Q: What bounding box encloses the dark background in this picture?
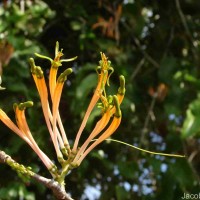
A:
[0,0,200,199]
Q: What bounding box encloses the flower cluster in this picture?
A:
[0,42,125,182]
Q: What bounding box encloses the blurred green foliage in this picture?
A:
[0,0,200,199]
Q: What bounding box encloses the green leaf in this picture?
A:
[76,73,97,99]
[7,81,29,94]
[169,159,195,189]
[0,182,35,200]
[148,157,162,174]
[159,56,177,84]
[182,97,200,138]
[118,161,138,179]
[115,185,130,200]
[156,170,175,200]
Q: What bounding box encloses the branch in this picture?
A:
[0,150,74,200]
[138,94,157,149]
[175,0,199,64]
[121,21,160,69]
[175,0,192,40]
[133,36,159,68]
[130,58,145,81]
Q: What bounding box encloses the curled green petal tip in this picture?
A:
[63,68,73,76]
[29,58,36,73]
[58,68,73,83]
[118,75,126,95]
[113,95,121,118]
[18,101,34,110]
[34,53,53,62]
[25,101,34,107]
[60,56,78,62]
[29,58,44,79]
[35,66,44,79]
[29,58,35,65]
[13,103,18,111]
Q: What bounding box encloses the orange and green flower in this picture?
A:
[0,42,125,183]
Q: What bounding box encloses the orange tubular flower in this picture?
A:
[52,68,73,150]
[35,41,77,100]
[0,105,54,171]
[14,102,34,138]
[1,42,126,182]
[75,95,122,166]
[31,62,60,149]
[73,75,125,164]
[0,109,27,140]
[72,53,114,152]
[15,103,55,170]
[30,61,62,158]
[33,42,77,159]
[72,102,111,164]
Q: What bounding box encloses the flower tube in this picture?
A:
[14,102,54,170]
[52,68,73,151]
[30,62,63,159]
[0,109,27,140]
[0,107,54,171]
[73,75,125,164]
[76,95,122,166]
[72,53,113,152]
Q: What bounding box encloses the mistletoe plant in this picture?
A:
[0,42,125,199]
[0,42,185,200]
